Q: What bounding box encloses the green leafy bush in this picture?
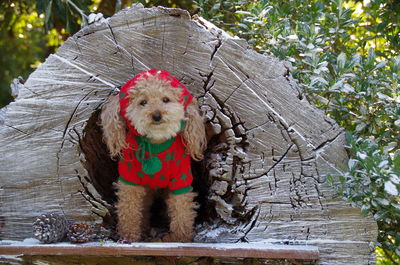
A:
[195,0,400,262]
[327,134,399,257]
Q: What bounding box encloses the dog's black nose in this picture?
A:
[152,112,162,122]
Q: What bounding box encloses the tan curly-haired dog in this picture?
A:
[101,69,206,242]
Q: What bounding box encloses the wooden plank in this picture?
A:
[0,242,319,260]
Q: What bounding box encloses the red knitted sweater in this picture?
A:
[118,69,194,195]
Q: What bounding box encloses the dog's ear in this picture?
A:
[183,99,207,161]
[100,94,127,158]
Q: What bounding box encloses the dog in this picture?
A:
[100,69,207,242]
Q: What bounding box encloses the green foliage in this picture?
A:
[377,246,400,265]
[327,134,400,256]
[196,0,400,262]
[0,1,49,107]
[36,0,93,33]
[0,0,86,109]
[134,0,194,10]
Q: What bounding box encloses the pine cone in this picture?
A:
[67,223,93,243]
[33,212,68,243]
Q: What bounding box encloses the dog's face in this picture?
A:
[125,75,185,141]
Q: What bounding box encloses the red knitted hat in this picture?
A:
[119,69,193,132]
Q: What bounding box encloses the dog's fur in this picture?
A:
[101,74,206,242]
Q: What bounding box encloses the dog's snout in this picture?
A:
[152,112,162,122]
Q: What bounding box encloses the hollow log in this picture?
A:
[0,5,377,265]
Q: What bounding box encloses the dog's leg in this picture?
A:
[116,182,150,242]
[165,191,198,242]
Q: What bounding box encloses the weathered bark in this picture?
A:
[0,5,376,265]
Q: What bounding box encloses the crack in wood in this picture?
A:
[282,64,303,100]
[55,145,67,215]
[61,89,93,143]
[289,173,309,208]
[198,69,216,94]
[246,119,274,133]
[237,205,261,242]
[2,124,29,135]
[75,31,96,39]
[73,36,82,55]
[223,77,250,105]
[107,24,122,56]
[244,144,294,181]
[104,34,147,72]
[182,37,191,56]
[210,38,222,61]
[75,171,112,217]
[314,131,343,153]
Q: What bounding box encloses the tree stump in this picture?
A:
[0,5,377,265]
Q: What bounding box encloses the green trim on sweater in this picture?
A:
[171,186,192,195]
[134,136,175,154]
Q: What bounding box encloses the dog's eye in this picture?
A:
[139,100,147,106]
[162,97,170,103]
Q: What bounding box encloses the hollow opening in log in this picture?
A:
[79,110,218,240]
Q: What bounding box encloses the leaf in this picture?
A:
[337,52,346,69]
[331,79,345,90]
[235,11,252,15]
[36,0,49,13]
[390,174,400,185]
[238,23,249,30]
[310,76,328,86]
[373,60,387,71]
[393,151,400,175]
[362,177,371,186]
[348,159,357,169]
[367,48,376,65]
[345,131,353,145]
[212,3,220,11]
[360,204,370,215]
[378,160,389,168]
[376,198,390,206]
[45,0,53,26]
[374,210,387,221]
[384,142,397,153]
[348,54,360,69]
[326,174,334,185]
[384,181,398,196]
[357,152,367,160]
[342,84,354,93]
[377,92,393,101]
[65,5,73,33]
[355,123,367,132]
